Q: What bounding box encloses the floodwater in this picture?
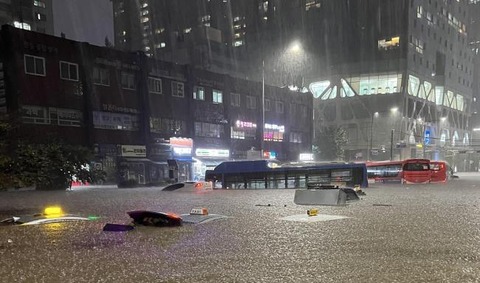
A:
[1,174,480,282]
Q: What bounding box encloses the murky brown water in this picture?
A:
[1,174,480,282]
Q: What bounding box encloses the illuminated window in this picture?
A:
[408,75,420,96]
[320,88,334,100]
[378,36,400,50]
[264,124,285,142]
[424,81,434,102]
[340,79,355,97]
[213,90,223,104]
[416,6,423,18]
[36,12,46,21]
[193,86,205,100]
[14,21,31,30]
[411,37,424,54]
[34,0,46,8]
[444,91,454,107]
[309,80,330,98]
[305,0,321,11]
[456,94,464,111]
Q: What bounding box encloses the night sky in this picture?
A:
[52,0,114,47]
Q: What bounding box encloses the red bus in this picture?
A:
[366,159,432,184]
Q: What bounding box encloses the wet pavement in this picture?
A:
[1,173,480,282]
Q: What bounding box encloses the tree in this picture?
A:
[313,126,348,161]
[0,118,21,189]
[0,117,105,190]
[12,141,106,190]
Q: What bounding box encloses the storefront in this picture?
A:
[170,138,193,182]
[193,147,230,180]
[118,145,147,185]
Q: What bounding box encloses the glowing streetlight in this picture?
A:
[261,40,303,158]
[289,41,302,53]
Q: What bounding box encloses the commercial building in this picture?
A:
[302,0,475,171]
[0,25,312,184]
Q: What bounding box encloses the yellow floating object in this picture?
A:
[307,208,318,216]
[43,206,64,217]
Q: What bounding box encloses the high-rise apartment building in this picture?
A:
[110,0,477,169]
[0,0,53,34]
[110,0,305,76]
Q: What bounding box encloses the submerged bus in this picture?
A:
[205,160,368,189]
[366,159,433,184]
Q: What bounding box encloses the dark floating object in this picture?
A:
[127,210,183,227]
[162,183,185,191]
[294,185,360,206]
[255,204,273,207]
[103,223,135,232]
[372,204,393,207]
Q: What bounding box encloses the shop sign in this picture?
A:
[195,148,229,158]
[235,120,257,129]
[265,123,285,133]
[299,153,314,161]
[120,145,146,157]
[173,147,192,156]
[170,137,193,147]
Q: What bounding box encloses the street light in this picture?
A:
[261,41,304,158]
[368,112,379,161]
[368,107,399,161]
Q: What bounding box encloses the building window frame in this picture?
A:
[231,93,240,107]
[276,101,284,113]
[171,81,185,97]
[59,61,79,81]
[213,89,223,104]
[246,95,256,109]
[24,54,45,76]
[148,77,162,94]
[193,86,205,100]
[121,71,136,90]
[93,67,110,86]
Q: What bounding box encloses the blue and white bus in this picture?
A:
[205,160,368,189]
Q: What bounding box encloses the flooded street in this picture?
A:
[1,174,480,282]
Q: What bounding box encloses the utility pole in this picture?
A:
[390,129,394,161]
